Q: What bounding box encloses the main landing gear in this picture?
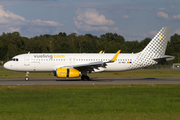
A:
[25,72,29,81]
[81,75,90,81]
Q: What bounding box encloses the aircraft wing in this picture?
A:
[73,50,121,72]
[61,50,121,72]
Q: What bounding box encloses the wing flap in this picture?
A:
[73,61,104,68]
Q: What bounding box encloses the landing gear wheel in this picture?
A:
[81,75,90,81]
[25,77,29,81]
[85,76,89,81]
[81,76,84,80]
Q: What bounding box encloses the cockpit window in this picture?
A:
[10,58,18,61]
[10,58,15,61]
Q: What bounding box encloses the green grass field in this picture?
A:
[0,85,180,120]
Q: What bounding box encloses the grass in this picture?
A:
[1,66,180,79]
[0,85,180,120]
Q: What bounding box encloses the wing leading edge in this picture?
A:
[71,50,121,73]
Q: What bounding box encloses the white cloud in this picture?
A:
[156,11,169,19]
[0,5,26,25]
[9,27,21,32]
[74,20,109,31]
[174,28,180,34]
[31,19,63,26]
[75,8,114,26]
[74,8,115,32]
[122,15,131,19]
[173,14,180,21]
[0,5,64,36]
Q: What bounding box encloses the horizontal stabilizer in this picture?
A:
[153,55,175,64]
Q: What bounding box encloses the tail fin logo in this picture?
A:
[159,36,162,39]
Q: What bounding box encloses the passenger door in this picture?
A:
[24,54,30,66]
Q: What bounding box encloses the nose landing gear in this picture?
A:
[25,72,29,81]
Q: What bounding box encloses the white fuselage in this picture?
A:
[4,53,141,72]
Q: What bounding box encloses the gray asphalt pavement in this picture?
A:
[0,77,180,85]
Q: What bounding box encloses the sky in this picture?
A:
[0,0,180,41]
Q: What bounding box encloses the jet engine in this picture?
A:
[55,68,80,78]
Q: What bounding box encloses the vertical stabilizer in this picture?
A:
[128,27,171,70]
[141,27,171,57]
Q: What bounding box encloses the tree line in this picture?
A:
[0,31,180,64]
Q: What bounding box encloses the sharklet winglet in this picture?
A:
[108,50,121,63]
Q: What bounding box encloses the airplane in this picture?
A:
[3,27,174,81]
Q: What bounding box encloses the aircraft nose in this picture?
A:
[3,62,10,70]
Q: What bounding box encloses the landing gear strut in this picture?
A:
[81,75,90,81]
[25,72,29,81]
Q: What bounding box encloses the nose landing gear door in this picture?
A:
[24,54,30,66]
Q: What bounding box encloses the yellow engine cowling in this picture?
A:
[56,68,80,78]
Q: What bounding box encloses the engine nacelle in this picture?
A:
[56,68,80,78]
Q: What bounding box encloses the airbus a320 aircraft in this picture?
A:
[4,27,174,81]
